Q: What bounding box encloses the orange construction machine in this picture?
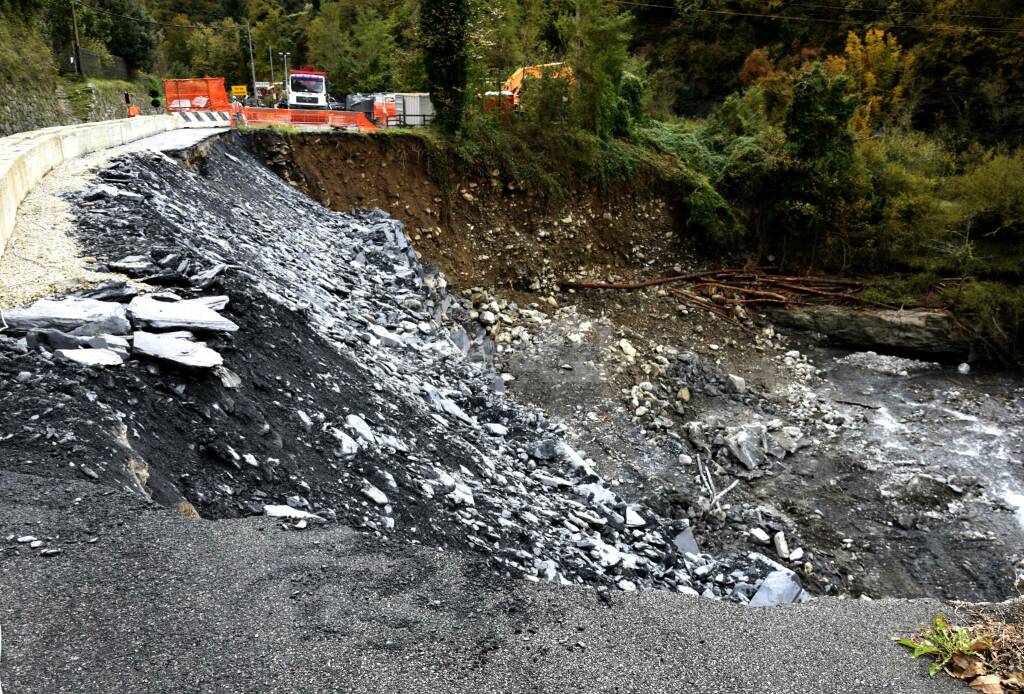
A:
[484,62,575,114]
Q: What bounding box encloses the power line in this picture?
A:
[613,0,1024,34]
[779,2,1024,22]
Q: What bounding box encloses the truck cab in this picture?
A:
[286,70,328,109]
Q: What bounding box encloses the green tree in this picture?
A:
[186,20,247,83]
[771,63,861,264]
[158,15,196,75]
[825,29,910,136]
[420,0,470,132]
[471,0,549,77]
[390,0,428,90]
[910,3,1024,146]
[252,0,295,81]
[101,0,160,70]
[557,0,632,138]
[309,1,397,93]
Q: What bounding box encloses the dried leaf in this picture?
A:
[971,674,1005,694]
[950,652,988,679]
[1003,672,1024,692]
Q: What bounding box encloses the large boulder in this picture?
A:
[768,305,970,356]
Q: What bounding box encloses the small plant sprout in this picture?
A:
[899,613,991,677]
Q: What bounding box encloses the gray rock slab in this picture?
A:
[2,298,130,336]
[263,504,323,520]
[345,414,376,445]
[725,427,766,470]
[673,527,700,555]
[128,295,238,332]
[54,348,124,367]
[87,334,131,358]
[132,331,223,368]
[750,570,803,607]
[74,282,138,302]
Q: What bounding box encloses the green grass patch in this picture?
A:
[900,613,990,677]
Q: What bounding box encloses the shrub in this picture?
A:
[855,131,960,271]
[0,15,57,86]
[955,150,1024,242]
[618,69,649,122]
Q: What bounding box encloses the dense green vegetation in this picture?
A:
[3,0,1024,357]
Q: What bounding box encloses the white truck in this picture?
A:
[285,69,328,110]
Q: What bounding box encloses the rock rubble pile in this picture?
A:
[2,292,238,369]
[1,135,808,605]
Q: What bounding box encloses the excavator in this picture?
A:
[484,62,575,114]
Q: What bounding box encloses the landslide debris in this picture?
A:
[0,133,803,604]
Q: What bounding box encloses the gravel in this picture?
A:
[0,129,220,310]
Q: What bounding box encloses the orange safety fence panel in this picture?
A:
[328,111,377,129]
[163,78,230,112]
[373,101,397,124]
[235,107,377,130]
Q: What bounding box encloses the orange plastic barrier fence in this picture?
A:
[235,107,377,130]
[373,101,397,124]
[163,78,230,112]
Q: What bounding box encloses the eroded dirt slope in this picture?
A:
[252,130,689,292]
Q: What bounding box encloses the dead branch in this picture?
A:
[692,281,790,302]
[560,272,710,290]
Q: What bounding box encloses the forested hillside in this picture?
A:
[3,0,1024,357]
[6,0,1023,142]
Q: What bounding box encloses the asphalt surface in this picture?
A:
[0,470,963,694]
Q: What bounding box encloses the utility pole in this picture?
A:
[246,22,258,104]
[69,0,84,77]
[268,46,275,87]
[279,52,290,107]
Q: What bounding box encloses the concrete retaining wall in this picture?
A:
[0,115,181,261]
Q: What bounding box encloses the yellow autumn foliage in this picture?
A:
[827,29,911,136]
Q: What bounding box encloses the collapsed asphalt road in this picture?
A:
[1,131,803,603]
[0,129,994,692]
[0,470,959,694]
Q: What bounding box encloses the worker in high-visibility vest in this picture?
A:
[125,91,141,117]
[230,98,244,127]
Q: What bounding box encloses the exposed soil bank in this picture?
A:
[249,130,689,293]
[250,130,980,360]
